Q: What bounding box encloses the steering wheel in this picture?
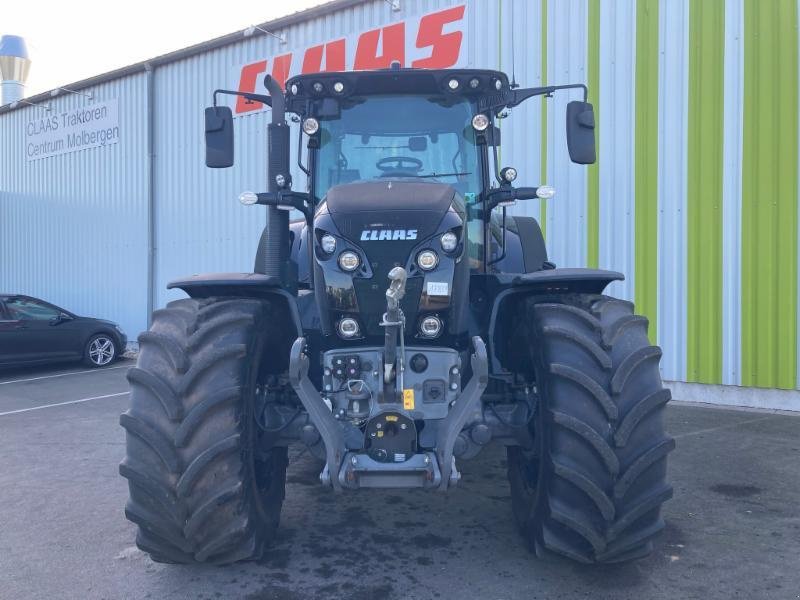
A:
[376,156,424,174]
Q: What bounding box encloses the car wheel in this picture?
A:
[85,334,117,367]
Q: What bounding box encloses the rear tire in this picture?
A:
[120,297,288,564]
[508,294,674,563]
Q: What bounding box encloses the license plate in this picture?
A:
[426,281,449,297]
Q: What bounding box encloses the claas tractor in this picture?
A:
[120,63,673,565]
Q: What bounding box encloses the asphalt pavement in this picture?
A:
[1,359,799,600]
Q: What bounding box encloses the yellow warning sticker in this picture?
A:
[403,389,415,410]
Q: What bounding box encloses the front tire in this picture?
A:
[120,297,288,564]
[508,295,674,563]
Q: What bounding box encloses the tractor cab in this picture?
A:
[283,66,595,276]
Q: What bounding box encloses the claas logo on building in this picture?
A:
[234,5,466,114]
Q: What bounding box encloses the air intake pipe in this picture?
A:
[263,74,293,286]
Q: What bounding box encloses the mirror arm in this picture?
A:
[485,184,515,213]
[212,88,272,108]
[485,185,540,213]
[508,84,588,108]
[253,191,313,223]
[482,83,589,113]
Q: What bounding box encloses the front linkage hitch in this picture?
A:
[288,335,488,491]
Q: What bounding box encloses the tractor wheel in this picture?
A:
[120,297,288,564]
[507,295,674,563]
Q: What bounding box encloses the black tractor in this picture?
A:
[120,64,674,565]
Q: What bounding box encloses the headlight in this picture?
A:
[416,250,439,271]
[472,114,489,131]
[420,316,443,338]
[320,234,337,254]
[338,318,360,338]
[302,118,319,135]
[440,232,458,252]
[338,251,361,272]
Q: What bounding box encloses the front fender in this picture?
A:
[486,268,624,374]
[167,272,302,338]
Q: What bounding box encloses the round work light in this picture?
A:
[417,250,439,271]
[338,251,361,272]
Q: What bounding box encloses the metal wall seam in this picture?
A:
[146,65,155,328]
[657,0,689,382]
[598,0,636,301]
[722,0,744,386]
[0,74,150,340]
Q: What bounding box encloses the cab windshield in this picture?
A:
[315,94,481,199]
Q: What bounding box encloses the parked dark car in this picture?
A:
[0,294,127,368]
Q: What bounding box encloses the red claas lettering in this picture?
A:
[412,5,465,68]
[353,22,405,70]
[236,60,268,113]
[234,5,465,114]
[271,53,293,87]
[302,39,346,73]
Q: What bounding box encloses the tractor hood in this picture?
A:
[324,179,457,242]
[325,179,457,213]
[313,179,468,343]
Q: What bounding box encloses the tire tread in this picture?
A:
[508,295,674,564]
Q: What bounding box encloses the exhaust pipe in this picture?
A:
[263,74,292,283]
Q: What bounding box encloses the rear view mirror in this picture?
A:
[566,101,596,164]
[205,106,234,168]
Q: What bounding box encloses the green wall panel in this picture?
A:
[587,0,600,268]
[635,0,659,343]
[687,0,725,383]
[741,0,798,389]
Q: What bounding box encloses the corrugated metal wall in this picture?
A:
[0,74,150,338]
[1,0,798,392]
